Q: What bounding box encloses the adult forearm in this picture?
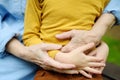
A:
[6,38,76,70]
[6,38,28,58]
[92,13,116,37]
[56,13,116,52]
[6,38,39,63]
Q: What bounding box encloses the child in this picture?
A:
[23,0,110,78]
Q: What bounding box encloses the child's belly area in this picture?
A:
[40,30,70,46]
[40,25,92,45]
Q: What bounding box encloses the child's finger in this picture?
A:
[45,56,76,69]
[95,67,104,73]
[79,70,92,78]
[88,62,105,67]
[83,67,101,74]
[87,56,103,62]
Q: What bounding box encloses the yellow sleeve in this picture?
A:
[23,0,42,46]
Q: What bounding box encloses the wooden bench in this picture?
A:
[102,62,120,80]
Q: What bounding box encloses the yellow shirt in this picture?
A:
[23,0,109,58]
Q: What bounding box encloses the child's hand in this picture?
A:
[79,41,109,78]
[55,43,105,69]
[75,42,109,78]
[88,41,109,73]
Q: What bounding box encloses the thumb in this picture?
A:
[41,43,62,51]
[56,31,73,39]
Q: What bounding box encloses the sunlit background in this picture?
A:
[103,25,120,66]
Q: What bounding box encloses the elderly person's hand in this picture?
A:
[6,38,76,73]
[56,29,101,52]
[25,43,76,69]
[27,43,80,74]
[56,13,115,52]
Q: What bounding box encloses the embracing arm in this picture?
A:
[0,2,76,72]
[91,13,116,42]
[0,4,20,57]
[6,38,76,71]
[6,38,30,60]
[56,13,116,52]
[56,0,120,52]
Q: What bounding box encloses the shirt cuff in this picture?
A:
[0,27,19,58]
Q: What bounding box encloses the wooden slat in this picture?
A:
[103,63,120,80]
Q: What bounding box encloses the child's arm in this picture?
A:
[23,0,43,46]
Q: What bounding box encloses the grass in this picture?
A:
[102,36,120,66]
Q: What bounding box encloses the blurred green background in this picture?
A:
[103,25,120,66]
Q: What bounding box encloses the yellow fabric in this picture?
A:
[48,50,59,59]
[23,0,109,58]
